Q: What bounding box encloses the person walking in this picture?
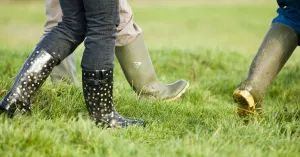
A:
[0,0,144,128]
[45,0,189,101]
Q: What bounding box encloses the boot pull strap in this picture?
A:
[94,70,107,85]
[84,70,108,85]
[95,70,106,79]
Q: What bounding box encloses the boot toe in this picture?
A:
[163,79,189,101]
[115,119,145,128]
[133,119,145,127]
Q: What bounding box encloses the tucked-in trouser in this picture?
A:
[272,0,300,44]
[41,0,119,70]
[43,0,142,83]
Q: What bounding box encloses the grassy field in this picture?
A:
[0,1,300,157]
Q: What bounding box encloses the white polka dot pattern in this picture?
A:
[82,69,144,128]
[0,49,58,117]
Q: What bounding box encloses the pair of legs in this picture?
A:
[0,0,143,127]
[44,0,189,101]
[233,1,300,115]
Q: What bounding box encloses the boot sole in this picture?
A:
[232,88,256,116]
[165,82,190,102]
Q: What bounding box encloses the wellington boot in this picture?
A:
[82,69,144,128]
[116,34,189,101]
[0,49,59,117]
[233,23,299,116]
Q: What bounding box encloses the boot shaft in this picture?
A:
[115,34,157,92]
[0,49,59,117]
[246,22,298,94]
[82,69,114,121]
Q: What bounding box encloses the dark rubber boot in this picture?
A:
[82,69,144,128]
[0,49,59,117]
[116,34,189,101]
[233,23,299,116]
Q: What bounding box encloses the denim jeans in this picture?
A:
[39,0,119,70]
[273,0,300,44]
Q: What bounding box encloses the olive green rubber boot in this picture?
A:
[233,23,299,116]
[116,34,189,101]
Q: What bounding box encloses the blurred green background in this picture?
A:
[0,0,277,53]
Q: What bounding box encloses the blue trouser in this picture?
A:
[273,0,300,39]
[39,0,119,70]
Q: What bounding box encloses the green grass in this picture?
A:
[0,1,300,157]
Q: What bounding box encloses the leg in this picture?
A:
[233,2,300,116]
[43,0,79,85]
[81,0,144,127]
[115,0,189,101]
[0,0,86,117]
[233,23,298,116]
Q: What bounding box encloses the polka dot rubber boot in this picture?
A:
[0,49,59,118]
[82,69,145,128]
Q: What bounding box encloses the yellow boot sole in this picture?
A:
[232,88,256,116]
